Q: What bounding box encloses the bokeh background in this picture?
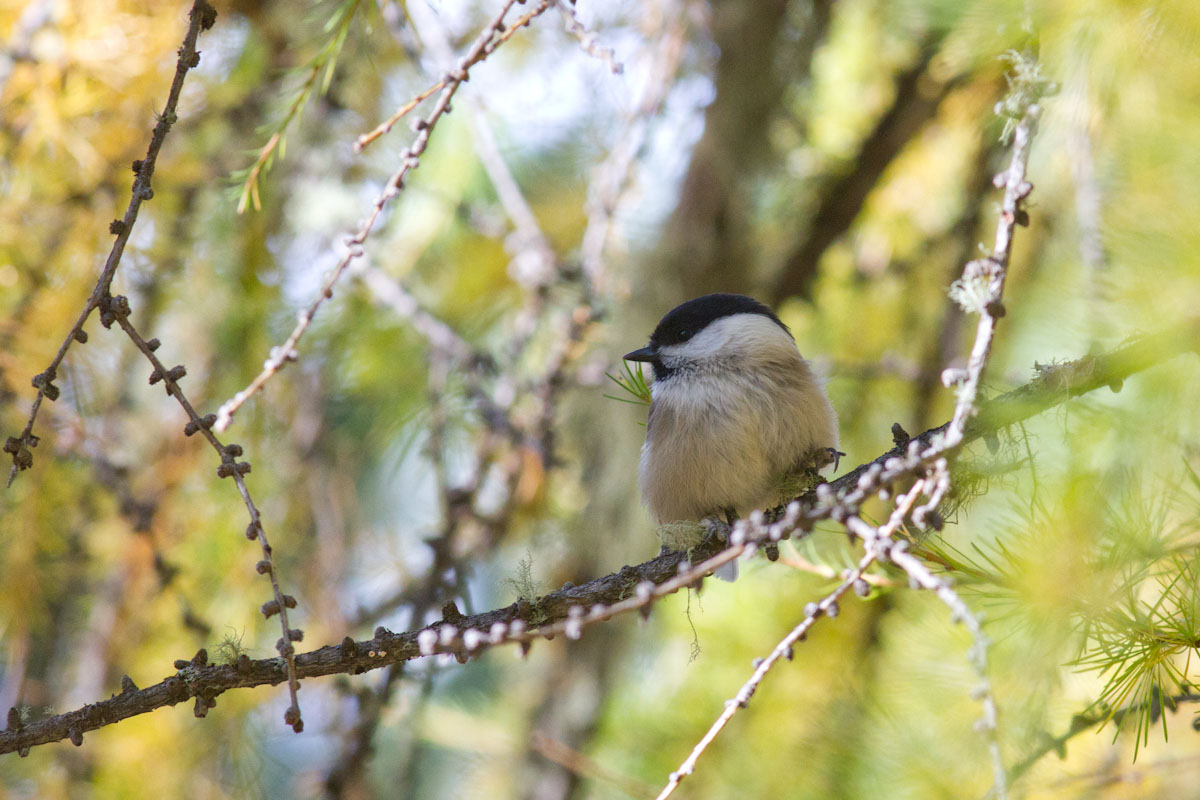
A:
[3,0,1200,797]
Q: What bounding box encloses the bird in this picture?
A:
[624,294,839,574]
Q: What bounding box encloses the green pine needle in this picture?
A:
[604,360,651,406]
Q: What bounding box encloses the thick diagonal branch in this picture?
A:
[2,324,1192,757]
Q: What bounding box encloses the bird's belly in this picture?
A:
[640,411,776,523]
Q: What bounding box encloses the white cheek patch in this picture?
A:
[663,322,730,361]
[639,307,838,524]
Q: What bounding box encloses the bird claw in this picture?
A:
[813,447,845,472]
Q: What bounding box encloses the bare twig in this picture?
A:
[5,0,217,485]
[557,1,623,75]
[407,0,560,326]
[867,97,1044,800]
[354,0,553,153]
[779,551,898,587]
[324,352,474,794]
[943,104,1041,445]
[580,0,687,297]
[888,544,1006,797]
[351,264,522,447]
[110,310,304,732]
[354,266,478,363]
[324,668,401,798]
[655,483,926,800]
[531,730,655,798]
[211,0,554,434]
[466,100,556,286]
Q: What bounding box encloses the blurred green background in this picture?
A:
[2,0,1200,797]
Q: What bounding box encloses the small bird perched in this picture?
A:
[624,294,839,571]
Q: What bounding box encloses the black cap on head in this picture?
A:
[649,293,790,349]
[623,294,792,369]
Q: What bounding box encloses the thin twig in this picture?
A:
[111,310,304,732]
[212,0,553,433]
[888,544,1006,798]
[943,104,1041,445]
[779,551,898,586]
[531,730,656,798]
[323,666,407,798]
[557,1,624,74]
[407,0,558,297]
[580,0,686,296]
[655,483,926,800]
[412,2,589,376]
[351,264,519,439]
[5,0,216,486]
[354,0,553,153]
[353,266,478,363]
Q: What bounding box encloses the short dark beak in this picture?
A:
[623,345,658,362]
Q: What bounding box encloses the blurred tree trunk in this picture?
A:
[657,0,830,299]
[522,2,833,797]
[769,39,956,305]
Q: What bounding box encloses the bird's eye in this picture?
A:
[677,328,691,341]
